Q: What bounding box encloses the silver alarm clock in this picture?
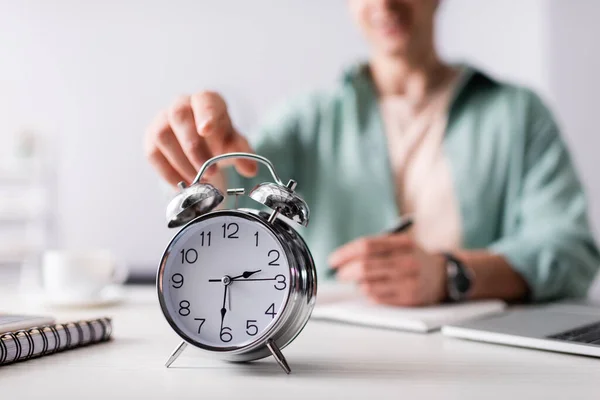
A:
[157,153,317,374]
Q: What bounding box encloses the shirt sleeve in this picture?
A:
[488,91,600,301]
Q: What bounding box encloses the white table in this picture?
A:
[1,280,599,400]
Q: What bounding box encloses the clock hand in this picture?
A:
[230,270,262,281]
[220,284,228,330]
[235,277,277,281]
[208,270,261,283]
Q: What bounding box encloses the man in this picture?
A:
[144,0,599,306]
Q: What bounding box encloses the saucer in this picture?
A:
[42,285,126,308]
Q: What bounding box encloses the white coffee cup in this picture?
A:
[41,250,128,302]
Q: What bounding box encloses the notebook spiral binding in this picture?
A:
[17,330,34,360]
[0,318,112,366]
[60,323,72,349]
[0,332,20,363]
[85,320,96,343]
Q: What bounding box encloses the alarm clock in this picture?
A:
[157,152,317,374]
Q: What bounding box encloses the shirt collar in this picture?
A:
[342,61,497,116]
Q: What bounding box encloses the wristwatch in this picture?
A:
[443,252,473,302]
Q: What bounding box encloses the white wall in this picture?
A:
[546,0,600,235]
[0,0,598,270]
[437,0,550,100]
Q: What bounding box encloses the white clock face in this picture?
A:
[160,213,291,349]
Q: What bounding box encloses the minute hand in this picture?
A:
[235,277,277,282]
[220,285,228,330]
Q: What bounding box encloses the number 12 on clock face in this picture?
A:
[161,214,292,350]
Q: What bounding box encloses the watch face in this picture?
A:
[158,212,291,350]
[446,255,473,301]
[454,270,472,294]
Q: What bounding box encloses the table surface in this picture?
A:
[2,276,600,400]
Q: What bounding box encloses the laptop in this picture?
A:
[442,302,600,358]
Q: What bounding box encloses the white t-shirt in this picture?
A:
[380,70,462,252]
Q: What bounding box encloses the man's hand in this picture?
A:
[328,234,447,306]
[145,91,257,187]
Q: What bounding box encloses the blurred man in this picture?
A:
[145,0,599,306]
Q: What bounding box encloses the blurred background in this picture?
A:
[0,0,598,276]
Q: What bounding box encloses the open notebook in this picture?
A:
[312,284,506,333]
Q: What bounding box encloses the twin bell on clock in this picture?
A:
[157,152,317,374]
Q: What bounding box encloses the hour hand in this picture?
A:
[220,285,228,328]
[209,270,261,283]
[231,270,262,281]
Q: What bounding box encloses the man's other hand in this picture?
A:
[329,234,447,306]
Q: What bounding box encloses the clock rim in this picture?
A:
[157,209,300,355]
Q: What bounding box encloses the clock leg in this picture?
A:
[266,339,291,374]
[165,341,188,368]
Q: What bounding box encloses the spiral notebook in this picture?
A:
[0,316,113,365]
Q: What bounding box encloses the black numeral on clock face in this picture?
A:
[222,223,239,239]
[268,250,280,266]
[246,320,258,336]
[220,327,233,342]
[265,303,277,319]
[254,231,259,247]
[179,300,191,316]
[171,273,184,289]
[194,318,205,334]
[200,231,211,246]
[274,274,286,290]
[180,249,198,264]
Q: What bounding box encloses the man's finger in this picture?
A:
[337,254,419,282]
[334,258,386,281]
[190,91,257,175]
[360,279,420,307]
[190,91,232,139]
[154,123,197,184]
[147,147,185,188]
[224,132,258,177]
[329,234,414,268]
[168,96,214,172]
[359,280,397,300]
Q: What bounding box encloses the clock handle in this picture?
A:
[191,152,284,186]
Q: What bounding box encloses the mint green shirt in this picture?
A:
[229,64,600,301]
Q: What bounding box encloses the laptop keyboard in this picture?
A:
[547,321,600,345]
